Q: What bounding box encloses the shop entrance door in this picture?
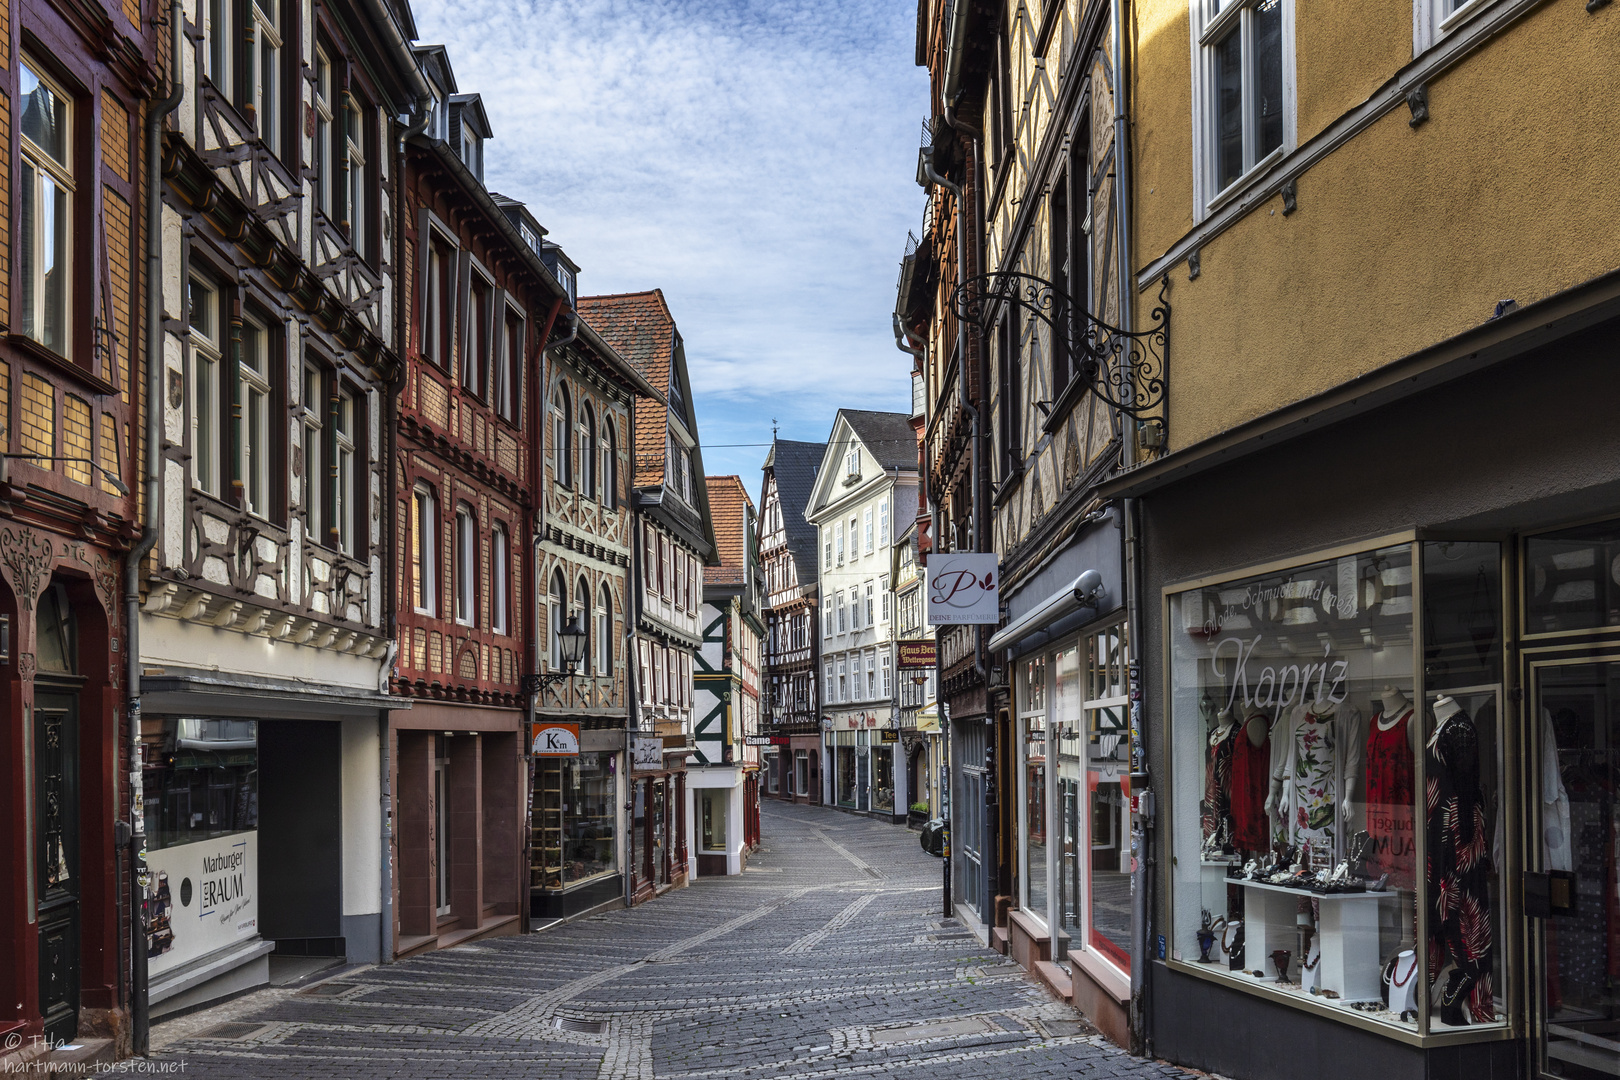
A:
[857,744,870,812]
[35,687,80,1045]
[1530,657,1620,1079]
[652,780,669,887]
[434,747,451,918]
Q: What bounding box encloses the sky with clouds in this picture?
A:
[411,0,930,497]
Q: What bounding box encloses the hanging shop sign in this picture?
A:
[927,553,1000,624]
[632,737,665,771]
[880,730,899,743]
[898,640,938,668]
[532,723,581,757]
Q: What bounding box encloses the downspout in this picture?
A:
[1112,0,1152,1057]
[128,0,185,1055]
[624,508,643,908]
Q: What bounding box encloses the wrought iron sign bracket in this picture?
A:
[951,272,1171,423]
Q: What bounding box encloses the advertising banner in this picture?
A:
[926,553,1000,624]
[146,831,259,976]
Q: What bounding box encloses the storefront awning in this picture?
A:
[987,573,1101,656]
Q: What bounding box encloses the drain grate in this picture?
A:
[554,1016,607,1034]
[298,982,355,997]
[201,1022,267,1040]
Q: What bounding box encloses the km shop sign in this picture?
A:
[927,552,1000,625]
[532,723,581,757]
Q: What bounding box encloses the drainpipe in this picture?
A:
[127,1,184,1055]
[624,512,643,908]
[1110,0,1152,1057]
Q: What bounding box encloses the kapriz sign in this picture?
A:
[926,553,1000,624]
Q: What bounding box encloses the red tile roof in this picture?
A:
[704,475,753,586]
[578,291,675,488]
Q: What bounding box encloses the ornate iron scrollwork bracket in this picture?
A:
[951,272,1171,420]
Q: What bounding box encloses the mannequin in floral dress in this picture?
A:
[1426,695,1495,1025]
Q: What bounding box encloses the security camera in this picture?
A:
[1073,569,1104,605]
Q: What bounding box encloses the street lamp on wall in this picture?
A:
[522,613,588,696]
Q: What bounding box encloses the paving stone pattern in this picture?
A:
[151,801,1196,1079]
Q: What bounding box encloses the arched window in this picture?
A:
[581,403,597,500]
[576,577,591,674]
[411,484,436,614]
[552,384,572,488]
[549,569,567,670]
[602,417,617,511]
[597,583,612,674]
[454,503,476,626]
[491,525,509,635]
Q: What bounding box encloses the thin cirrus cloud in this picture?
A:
[410,0,928,486]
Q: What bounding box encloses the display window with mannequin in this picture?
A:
[1166,539,1508,1040]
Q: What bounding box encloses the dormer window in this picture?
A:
[461,129,481,181]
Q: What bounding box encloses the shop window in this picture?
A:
[872,743,894,814]
[1167,540,1506,1036]
[141,717,259,850]
[795,750,809,796]
[1019,656,1049,922]
[531,753,618,889]
[19,60,73,357]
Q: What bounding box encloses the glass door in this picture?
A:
[1531,657,1620,1079]
[434,742,451,917]
[652,780,669,887]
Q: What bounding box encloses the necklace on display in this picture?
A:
[1377,707,1412,732]
[1390,954,1418,988]
[1221,920,1241,954]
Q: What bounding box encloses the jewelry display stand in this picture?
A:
[1242,881,1396,1000]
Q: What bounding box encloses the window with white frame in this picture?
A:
[465,274,491,399]
[1194,0,1291,205]
[880,575,891,623]
[553,384,573,487]
[581,403,597,499]
[496,308,520,421]
[302,365,325,540]
[334,389,355,554]
[879,498,889,548]
[344,95,365,256]
[602,418,618,509]
[865,651,876,698]
[549,570,567,670]
[835,524,844,564]
[836,593,846,634]
[188,276,220,495]
[250,0,282,155]
[865,581,875,626]
[849,516,859,558]
[824,661,834,702]
[314,49,334,215]
[455,505,476,626]
[823,603,832,639]
[864,507,874,554]
[849,587,861,631]
[1414,0,1486,54]
[19,61,73,357]
[239,315,272,518]
[596,583,612,673]
[575,578,591,673]
[836,658,847,703]
[881,654,891,698]
[845,448,859,478]
[491,525,509,635]
[412,485,436,614]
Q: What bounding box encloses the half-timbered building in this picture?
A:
[757,437,824,804]
[0,0,157,1055]
[692,475,763,875]
[578,289,714,900]
[522,235,658,922]
[138,0,423,1013]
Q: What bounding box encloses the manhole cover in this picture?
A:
[554,1017,607,1034]
[870,1017,997,1044]
[298,982,355,997]
[201,1022,266,1040]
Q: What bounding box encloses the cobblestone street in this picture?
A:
[150,802,1191,1080]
